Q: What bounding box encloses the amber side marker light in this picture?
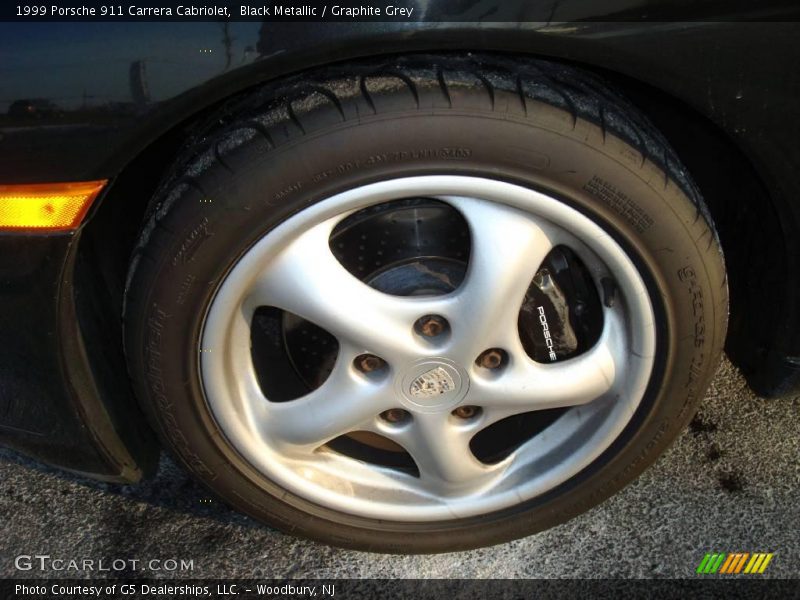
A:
[0,180,107,231]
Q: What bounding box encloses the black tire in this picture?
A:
[123,54,727,553]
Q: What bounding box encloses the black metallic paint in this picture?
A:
[1,7,799,480]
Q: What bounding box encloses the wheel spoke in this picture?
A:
[386,412,494,494]
[438,196,558,360]
[470,308,625,412]
[262,347,392,451]
[246,218,427,361]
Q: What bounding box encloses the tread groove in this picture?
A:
[532,68,578,129]
[213,140,234,173]
[599,104,607,144]
[359,74,377,114]
[286,101,307,134]
[474,72,496,110]
[382,69,421,108]
[515,74,528,117]
[241,121,276,148]
[308,86,347,120]
[437,67,453,108]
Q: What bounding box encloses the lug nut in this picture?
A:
[452,405,481,420]
[415,314,448,338]
[355,354,385,373]
[380,408,409,424]
[476,348,506,369]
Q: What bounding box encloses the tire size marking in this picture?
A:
[677,266,706,349]
[683,352,706,415]
[144,302,215,479]
[274,181,303,202]
[172,217,212,267]
[677,265,707,419]
[583,175,653,234]
[176,274,197,306]
[309,147,473,186]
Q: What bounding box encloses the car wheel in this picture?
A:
[123,54,727,552]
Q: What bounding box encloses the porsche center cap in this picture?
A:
[397,358,469,413]
[409,366,456,398]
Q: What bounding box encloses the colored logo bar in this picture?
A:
[696,552,774,574]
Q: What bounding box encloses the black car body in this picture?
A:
[1,4,798,490]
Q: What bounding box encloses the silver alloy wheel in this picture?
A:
[200,176,656,521]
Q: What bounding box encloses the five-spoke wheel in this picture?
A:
[201,177,655,520]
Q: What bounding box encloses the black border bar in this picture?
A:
[3,578,800,600]
[4,0,800,22]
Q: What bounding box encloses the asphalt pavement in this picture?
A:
[1,356,798,579]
